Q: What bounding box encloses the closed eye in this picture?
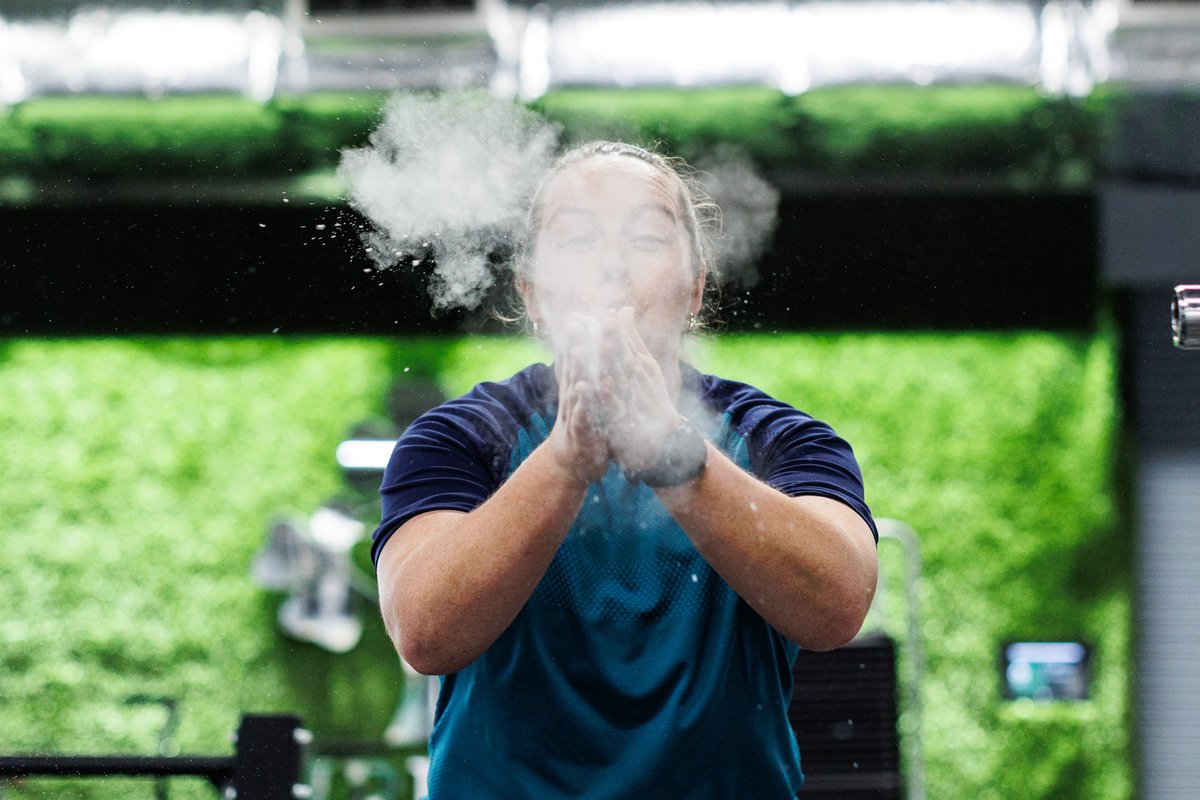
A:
[630,234,668,251]
[556,235,597,252]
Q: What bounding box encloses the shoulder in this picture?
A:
[688,367,856,475]
[689,369,823,437]
[403,362,556,448]
[692,368,875,536]
[381,363,555,489]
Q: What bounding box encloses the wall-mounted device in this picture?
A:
[1173,285,1199,348]
[1001,641,1091,702]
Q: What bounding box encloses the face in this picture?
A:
[524,155,705,362]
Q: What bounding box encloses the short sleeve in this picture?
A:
[746,404,878,542]
[369,405,502,569]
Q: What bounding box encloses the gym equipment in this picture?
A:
[792,633,902,799]
[0,714,308,800]
[792,518,925,800]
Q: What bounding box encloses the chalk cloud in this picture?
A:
[338,91,561,312]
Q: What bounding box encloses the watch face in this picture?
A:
[663,425,694,466]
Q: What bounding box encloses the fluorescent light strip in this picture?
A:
[335,439,398,470]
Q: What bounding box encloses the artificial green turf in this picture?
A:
[0,332,1128,799]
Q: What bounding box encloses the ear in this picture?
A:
[519,275,542,327]
[688,265,707,317]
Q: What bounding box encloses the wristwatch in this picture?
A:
[626,418,708,488]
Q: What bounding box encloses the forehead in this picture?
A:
[538,155,681,221]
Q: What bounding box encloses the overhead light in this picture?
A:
[491,0,1115,99]
[0,7,286,101]
[335,438,397,472]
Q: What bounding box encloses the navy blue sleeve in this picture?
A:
[368,365,552,569]
[369,402,504,569]
[743,401,878,542]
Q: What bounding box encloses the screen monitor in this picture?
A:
[1001,641,1091,702]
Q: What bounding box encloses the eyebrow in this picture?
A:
[625,204,677,226]
[544,203,678,229]
[543,207,595,228]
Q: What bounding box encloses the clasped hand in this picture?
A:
[548,307,680,486]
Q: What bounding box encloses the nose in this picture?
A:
[580,245,625,302]
[596,246,629,281]
[595,271,631,309]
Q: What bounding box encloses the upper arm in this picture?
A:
[369,406,501,570]
[376,509,466,635]
[792,495,877,557]
[749,406,878,542]
[377,509,467,580]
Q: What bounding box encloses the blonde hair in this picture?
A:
[498,141,722,328]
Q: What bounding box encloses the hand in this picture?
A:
[596,307,680,473]
[546,315,611,486]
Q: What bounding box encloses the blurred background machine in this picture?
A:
[250,377,446,799]
[0,714,308,800]
[791,519,924,800]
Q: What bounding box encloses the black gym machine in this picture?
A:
[0,714,308,800]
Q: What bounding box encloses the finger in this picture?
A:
[560,314,584,361]
[573,381,606,451]
[558,369,579,428]
[598,311,631,387]
[594,324,627,424]
[569,380,589,434]
[605,315,645,413]
[564,316,598,388]
[560,382,603,482]
[614,310,674,427]
[557,345,577,409]
[559,314,592,385]
[599,309,632,374]
[552,318,577,387]
[617,306,654,365]
[582,315,605,385]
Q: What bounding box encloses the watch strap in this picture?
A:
[626,418,708,488]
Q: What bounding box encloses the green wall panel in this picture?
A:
[0,332,1128,799]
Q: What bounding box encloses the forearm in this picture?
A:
[658,445,878,650]
[379,443,587,674]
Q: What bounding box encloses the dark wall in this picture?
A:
[0,192,1098,335]
[746,192,1097,331]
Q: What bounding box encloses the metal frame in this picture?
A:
[290,0,489,37]
[1116,0,1200,27]
[0,715,307,800]
[872,518,926,800]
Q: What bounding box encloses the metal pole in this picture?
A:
[877,518,926,800]
[0,714,307,800]
[0,755,233,782]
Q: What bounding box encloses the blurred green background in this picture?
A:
[0,84,1111,197]
[0,329,1127,799]
[0,53,1144,798]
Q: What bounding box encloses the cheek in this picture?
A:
[631,254,692,302]
[529,272,609,327]
[531,244,693,321]
[534,268,605,301]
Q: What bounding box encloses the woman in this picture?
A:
[371,142,878,798]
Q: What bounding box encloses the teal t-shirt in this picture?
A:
[372,363,875,799]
